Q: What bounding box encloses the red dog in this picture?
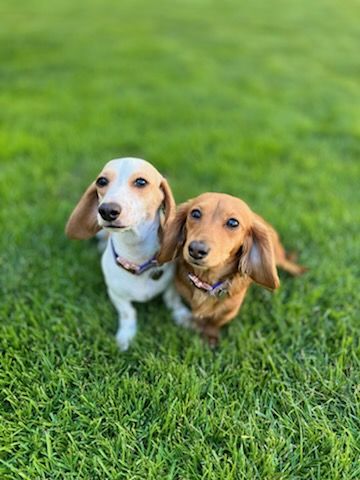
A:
[158,192,306,345]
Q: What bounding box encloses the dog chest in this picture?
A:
[102,249,174,302]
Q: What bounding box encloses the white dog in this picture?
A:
[66,157,190,350]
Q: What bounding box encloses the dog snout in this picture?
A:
[98,202,122,222]
[188,241,210,260]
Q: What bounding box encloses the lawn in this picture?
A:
[1,0,360,478]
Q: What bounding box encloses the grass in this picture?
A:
[1,0,360,478]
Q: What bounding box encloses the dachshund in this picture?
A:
[66,157,190,350]
[157,192,306,346]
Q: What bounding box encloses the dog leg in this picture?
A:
[202,325,220,348]
[108,289,137,351]
[195,318,220,348]
[163,284,192,328]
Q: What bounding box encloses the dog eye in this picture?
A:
[226,218,239,228]
[134,177,148,188]
[96,177,109,187]
[190,209,202,219]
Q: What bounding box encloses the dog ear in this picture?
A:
[65,182,101,240]
[157,201,190,264]
[239,220,280,290]
[159,177,176,225]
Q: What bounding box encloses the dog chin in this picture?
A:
[186,256,223,271]
[101,224,130,232]
[186,257,209,270]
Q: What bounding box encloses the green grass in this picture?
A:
[1,0,360,478]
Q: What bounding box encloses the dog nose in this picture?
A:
[188,241,209,260]
[98,202,121,222]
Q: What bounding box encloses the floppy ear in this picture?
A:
[160,177,176,225]
[157,201,190,264]
[65,182,101,240]
[239,220,280,290]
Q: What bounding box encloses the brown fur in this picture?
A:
[160,178,176,225]
[157,192,306,345]
[65,182,101,240]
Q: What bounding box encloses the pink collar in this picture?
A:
[110,238,158,275]
[188,272,230,297]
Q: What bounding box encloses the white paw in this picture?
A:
[116,328,136,351]
[172,306,193,328]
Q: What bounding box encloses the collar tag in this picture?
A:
[150,268,164,281]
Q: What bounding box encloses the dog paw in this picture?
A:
[116,328,136,351]
[172,307,193,329]
[196,321,220,348]
[203,332,219,349]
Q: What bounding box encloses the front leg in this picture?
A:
[108,289,137,351]
[195,317,220,348]
[163,284,192,328]
[195,302,242,348]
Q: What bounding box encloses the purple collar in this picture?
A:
[110,238,158,275]
[188,272,230,297]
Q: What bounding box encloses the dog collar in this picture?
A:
[188,272,230,297]
[110,238,159,275]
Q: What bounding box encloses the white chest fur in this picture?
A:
[101,216,174,300]
[101,242,174,302]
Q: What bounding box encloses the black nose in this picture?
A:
[98,202,121,222]
[188,241,209,260]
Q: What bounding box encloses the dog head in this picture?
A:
[65,157,175,239]
[158,192,279,290]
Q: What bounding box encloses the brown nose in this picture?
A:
[188,241,209,260]
[98,202,121,222]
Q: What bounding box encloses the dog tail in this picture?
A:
[277,255,307,276]
[270,231,307,276]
